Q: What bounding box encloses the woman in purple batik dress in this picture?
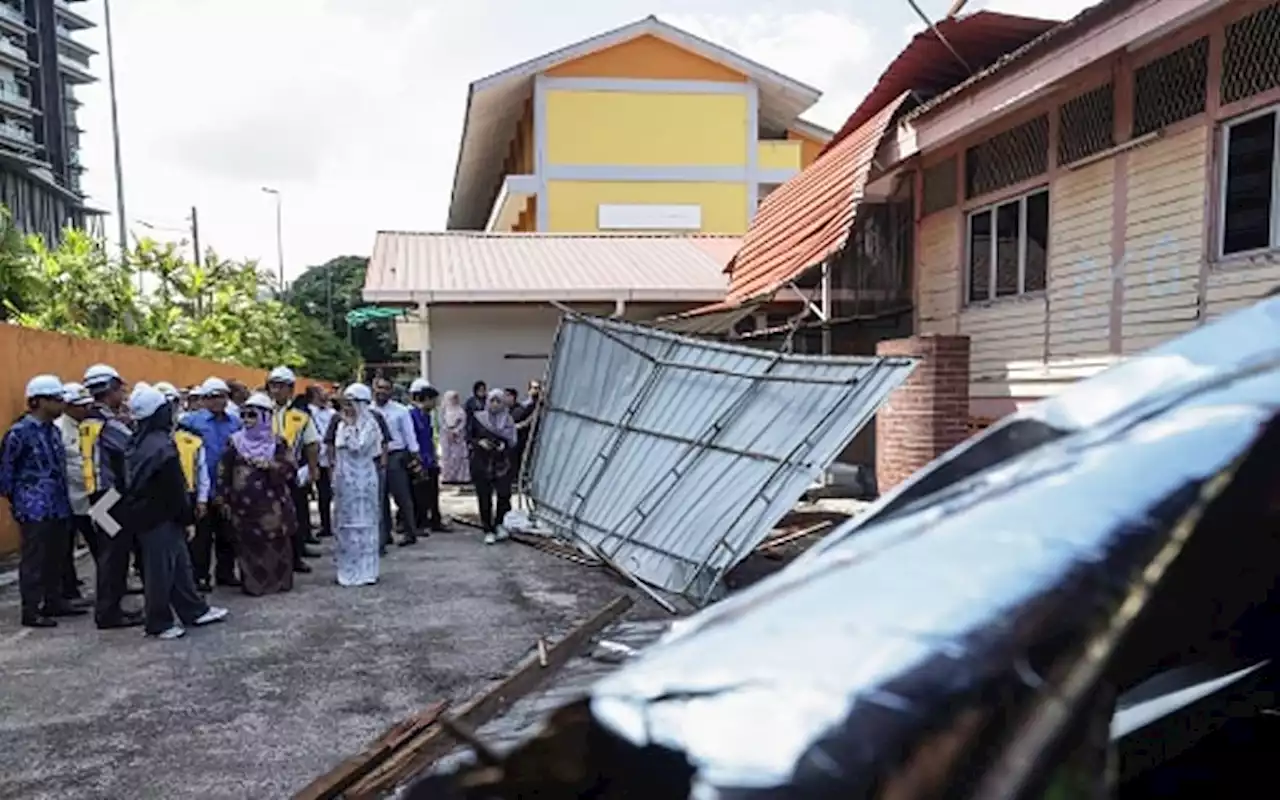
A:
[216,392,297,596]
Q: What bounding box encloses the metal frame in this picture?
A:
[1217,100,1280,259]
[526,305,915,604]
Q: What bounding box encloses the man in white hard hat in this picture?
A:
[184,376,243,591]
[115,385,228,640]
[266,366,321,572]
[0,375,83,628]
[81,363,144,629]
[372,376,421,547]
[56,382,98,607]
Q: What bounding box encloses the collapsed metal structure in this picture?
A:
[524,312,915,605]
[419,297,1280,799]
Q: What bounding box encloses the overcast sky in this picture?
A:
[71,0,1093,279]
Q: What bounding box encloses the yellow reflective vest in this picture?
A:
[78,418,104,495]
[174,430,203,494]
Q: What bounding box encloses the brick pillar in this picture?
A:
[875,335,970,494]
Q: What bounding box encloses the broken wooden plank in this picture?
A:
[344,595,635,799]
[292,700,447,800]
[755,520,835,556]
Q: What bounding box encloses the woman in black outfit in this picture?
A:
[467,388,516,544]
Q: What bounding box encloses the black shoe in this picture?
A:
[97,613,144,630]
[430,522,449,533]
[43,604,89,618]
[316,530,333,539]
[293,561,313,574]
[22,614,56,629]
[125,584,144,595]
[62,596,93,610]
[398,534,417,547]
[303,546,322,559]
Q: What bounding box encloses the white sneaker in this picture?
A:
[495,525,510,541]
[194,607,229,626]
[484,533,497,545]
[155,625,185,640]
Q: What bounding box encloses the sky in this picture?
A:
[72,0,1095,281]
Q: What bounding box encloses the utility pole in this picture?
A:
[189,205,201,267]
[261,186,284,295]
[103,0,129,271]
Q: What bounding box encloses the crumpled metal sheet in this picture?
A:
[427,299,1280,799]
[525,312,916,604]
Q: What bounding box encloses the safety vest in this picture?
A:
[274,407,311,451]
[174,430,203,494]
[79,418,104,495]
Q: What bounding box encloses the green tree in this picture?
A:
[10,228,140,341]
[290,312,360,381]
[287,256,397,366]
[0,207,33,321]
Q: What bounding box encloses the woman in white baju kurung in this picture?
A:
[332,384,383,587]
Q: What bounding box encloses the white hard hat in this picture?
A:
[267,366,296,385]
[243,392,275,412]
[61,382,93,405]
[343,383,372,403]
[200,376,230,396]
[153,381,180,401]
[128,385,167,420]
[25,374,64,400]
[409,378,432,394]
[83,363,122,390]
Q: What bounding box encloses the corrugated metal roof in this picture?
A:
[823,11,1059,155]
[903,0,1135,124]
[718,92,911,307]
[363,231,735,304]
[526,313,916,604]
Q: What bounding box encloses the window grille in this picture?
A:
[922,158,957,215]
[1058,84,1115,165]
[1222,3,1280,106]
[965,115,1049,199]
[1132,37,1208,137]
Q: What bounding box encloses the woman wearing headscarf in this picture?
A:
[332,383,383,587]
[438,390,470,485]
[467,388,517,544]
[216,392,297,596]
[120,385,228,639]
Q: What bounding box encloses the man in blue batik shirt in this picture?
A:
[0,374,86,628]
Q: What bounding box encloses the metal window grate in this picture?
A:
[922,158,958,215]
[965,115,1049,199]
[1058,83,1115,165]
[1132,37,1208,137]
[1222,3,1280,106]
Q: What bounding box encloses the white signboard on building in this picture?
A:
[597,203,702,231]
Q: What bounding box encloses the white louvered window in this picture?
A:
[966,189,1049,304]
[1220,104,1280,257]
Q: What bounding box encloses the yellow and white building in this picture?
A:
[447,16,832,235]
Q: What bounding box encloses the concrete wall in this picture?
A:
[0,325,274,556]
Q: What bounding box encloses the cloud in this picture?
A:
[660,9,880,130]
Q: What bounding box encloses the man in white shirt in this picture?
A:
[306,384,337,539]
[56,382,96,608]
[372,377,421,546]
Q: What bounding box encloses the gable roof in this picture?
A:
[447,16,824,230]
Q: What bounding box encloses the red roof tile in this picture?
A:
[823,12,1058,156]
[722,92,911,306]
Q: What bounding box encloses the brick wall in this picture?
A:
[875,334,970,494]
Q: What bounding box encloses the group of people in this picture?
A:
[1,363,546,635]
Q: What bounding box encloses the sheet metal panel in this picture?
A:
[526,313,916,603]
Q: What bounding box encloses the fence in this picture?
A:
[0,324,289,556]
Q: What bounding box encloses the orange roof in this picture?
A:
[721,92,911,306]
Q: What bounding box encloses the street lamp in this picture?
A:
[103,0,129,272]
[261,186,284,294]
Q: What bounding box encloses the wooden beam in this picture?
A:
[292,701,447,800]
[344,595,635,798]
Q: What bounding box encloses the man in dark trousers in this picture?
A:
[265,366,321,573]
[184,377,242,591]
[81,363,144,629]
[0,374,86,628]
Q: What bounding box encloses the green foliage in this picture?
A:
[286,255,397,366]
[0,207,33,321]
[290,312,360,382]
